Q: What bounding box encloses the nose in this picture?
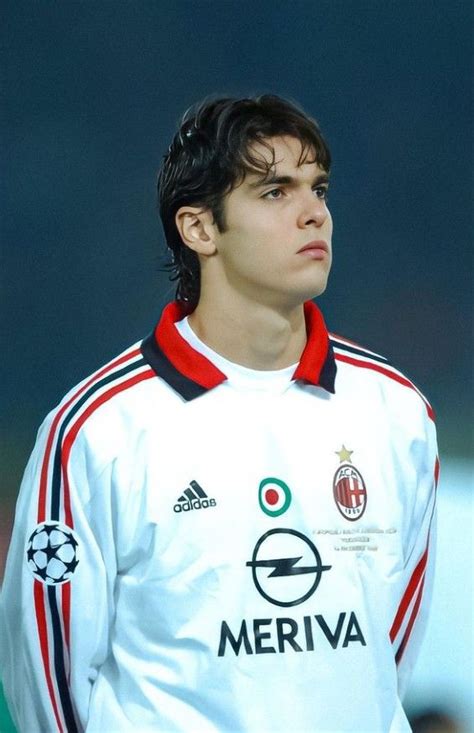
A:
[297,193,329,229]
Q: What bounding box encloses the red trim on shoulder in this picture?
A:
[329,331,365,350]
[34,581,64,732]
[60,369,155,527]
[292,301,330,385]
[154,302,226,389]
[335,353,435,421]
[37,348,142,523]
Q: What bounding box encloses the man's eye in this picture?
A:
[263,188,284,200]
[314,186,329,200]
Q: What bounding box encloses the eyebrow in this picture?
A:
[247,172,330,189]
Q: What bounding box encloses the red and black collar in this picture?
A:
[141,301,336,401]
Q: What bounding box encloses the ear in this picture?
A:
[175,206,217,256]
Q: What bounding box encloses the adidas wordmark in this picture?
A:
[173,480,217,513]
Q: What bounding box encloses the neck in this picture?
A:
[187,290,308,371]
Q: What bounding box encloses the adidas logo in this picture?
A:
[173,480,217,514]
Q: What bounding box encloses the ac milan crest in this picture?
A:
[333,446,367,521]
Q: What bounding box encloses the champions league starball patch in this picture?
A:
[26,521,79,585]
[258,478,292,517]
[333,446,367,521]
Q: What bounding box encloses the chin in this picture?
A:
[279,283,329,310]
[312,281,329,299]
[300,274,330,301]
[264,273,330,308]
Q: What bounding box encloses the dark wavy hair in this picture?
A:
[157,94,331,307]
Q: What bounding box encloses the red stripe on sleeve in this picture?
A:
[395,575,426,664]
[37,349,142,523]
[32,351,145,730]
[61,369,155,527]
[390,547,428,643]
[34,581,65,733]
[334,353,435,421]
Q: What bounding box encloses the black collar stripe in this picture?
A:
[330,338,388,365]
[318,342,337,394]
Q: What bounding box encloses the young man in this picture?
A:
[1,95,438,732]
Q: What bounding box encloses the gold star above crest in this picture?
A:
[336,445,353,463]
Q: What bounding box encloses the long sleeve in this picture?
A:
[1,408,116,732]
[0,314,442,732]
[389,405,439,699]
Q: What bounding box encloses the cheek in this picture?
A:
[222,216,276,260]
[326,210,333,234]
[220,230,284,284]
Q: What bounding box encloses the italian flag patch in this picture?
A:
[258,477,292,517]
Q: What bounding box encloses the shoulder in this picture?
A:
[55,340,154,417]
[41,340,161,467]
[329,332,434,423]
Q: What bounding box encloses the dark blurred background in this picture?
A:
[1,1,472,728]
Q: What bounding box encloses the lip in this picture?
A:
[297,240,329,257]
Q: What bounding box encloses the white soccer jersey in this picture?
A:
[1,300,438,733]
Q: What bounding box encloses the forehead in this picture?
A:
[243,135,323,184]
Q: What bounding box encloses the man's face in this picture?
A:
[209,135,333,309]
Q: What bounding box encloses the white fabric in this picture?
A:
[1,318,437,733]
